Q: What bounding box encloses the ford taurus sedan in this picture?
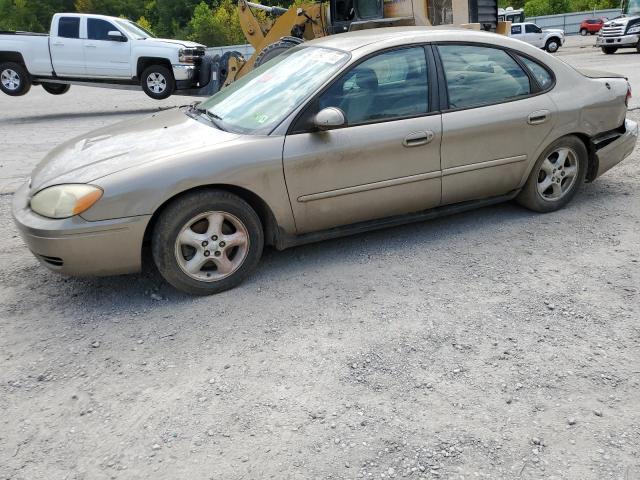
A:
[12,27,638,295]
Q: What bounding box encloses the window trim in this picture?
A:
[57,16,81,39]
[87,17,125,42]
[287,43,438,135]
[432,41,556,114]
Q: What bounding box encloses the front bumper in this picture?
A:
[595,119,638,178]
[172,64,196,81]
[12,182,151,276]
[596,33,640,47]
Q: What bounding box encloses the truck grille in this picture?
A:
[600,24,625,36]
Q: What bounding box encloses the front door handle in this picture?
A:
[84,43,97,48]
[52,42,64,47]
[528,110,550,125]
[403,130,434,147]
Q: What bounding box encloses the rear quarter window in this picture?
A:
[517,55,554,90]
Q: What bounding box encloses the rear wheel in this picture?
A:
[517,136,587,213]
[253,39,302,68]
[152,190,264,295]
[580,28,588,35]
[141,65,175,100]
[545,38,560,53]
[0,62,31,96]
[602,46,618,54]
[41,83,70,95]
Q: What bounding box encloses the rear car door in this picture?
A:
[282,46,442,233]
[436,43,557,205]
[511,24,523,38]
[84,18,131,78]
[50,16,86,76]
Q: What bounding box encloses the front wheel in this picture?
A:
[42,82,70,95]
[0,62,31,96]
[516,136,587,213]
[152,190,264,295]
[545,38,560,53]
[580,28,587,35]
[602,46,618,54]
[141,65,175,100]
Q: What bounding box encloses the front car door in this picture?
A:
[524,23,545,47]
[50,16,86,76]
[84,17,131,78]
[282,46,442,233]
[435,43,557,204]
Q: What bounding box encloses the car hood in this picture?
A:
[29,108,240,193]
[149,38,205,49]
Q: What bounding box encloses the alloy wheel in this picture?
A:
[536,147,578,201]
[1,69,20,91]
[146,72,167,94]
[174,211,250,282]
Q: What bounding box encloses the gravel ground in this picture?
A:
[1,41,639,480]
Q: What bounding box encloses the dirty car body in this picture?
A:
[12,27,638,294]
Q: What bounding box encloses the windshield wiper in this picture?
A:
[197,108,226,131]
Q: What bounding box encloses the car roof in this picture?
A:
[306,26,538,54]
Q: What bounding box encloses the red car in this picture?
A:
[579,18,605,35]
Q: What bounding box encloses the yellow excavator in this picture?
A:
[194,0,509,95]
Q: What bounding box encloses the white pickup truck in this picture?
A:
[510,22,565,53]
[0,13,207,99]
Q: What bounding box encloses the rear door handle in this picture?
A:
[403,130,434,147]
[528,110,550,125]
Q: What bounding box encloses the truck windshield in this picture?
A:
[623,0,640,15]
[116,20,155,39]
[198,46,350,135]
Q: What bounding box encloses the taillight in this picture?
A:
[626,82,632,107]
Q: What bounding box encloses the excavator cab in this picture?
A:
[329,0,384,33]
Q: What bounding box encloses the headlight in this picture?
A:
[627,25,640,34]
[30,184,103,219]
[179,48,199,64]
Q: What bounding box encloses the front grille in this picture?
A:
[601,24,625,36]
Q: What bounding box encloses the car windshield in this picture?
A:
[624,0,640,15]
[198,46,350,134]
[116,20,155,39]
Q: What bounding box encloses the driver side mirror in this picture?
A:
[314,107,346,131]
[108,30,126,42]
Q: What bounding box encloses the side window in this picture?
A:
[88,19,118,41]
[58,17,80,39]
[511,25,522,34]
[318,47,428,125]
[525,24,541,33]
[438,44,531,109]
[517,55,554,90]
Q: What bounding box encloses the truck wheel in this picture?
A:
[0,62,31,96]
[580,28,587,35]
[601,46,617,54]
[42,83,70,95]
[253,38,302,68]
[141,65,175,100]
[545,38,560,53]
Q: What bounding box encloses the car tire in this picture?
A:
[152,190,264,295]
[141,65,175,100]
[580,28,587,35]
[41,82,71,95]
[516,136,588,213]
[545,38,560,53]
[0,62,31,96]
[602,46,617,54]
